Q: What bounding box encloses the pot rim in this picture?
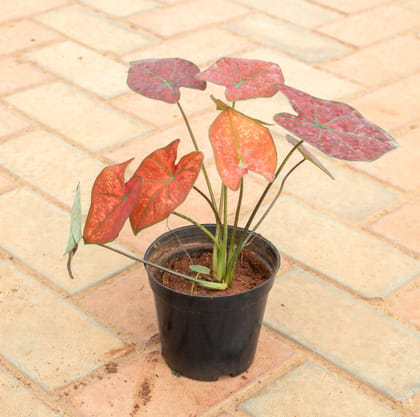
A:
[144,223,280,300]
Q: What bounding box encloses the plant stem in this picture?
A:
[242,140,303,235]
[177,101,217,209]
[226,178,244,284]
[242,158,306,248]
[99,243,227,290]
[192,186,222,226]
[215,185,228,280]
[171,211,219,246]
[227,142,304,274]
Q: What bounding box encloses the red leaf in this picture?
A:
[274,85,399,161]
[209,108,277,190]
[127,58,206,103]
[196,57,284,101]
[130,139,203,233]
[84,159,142,244]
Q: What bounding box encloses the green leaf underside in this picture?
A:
[65,183,82,254]
[130,139,203,233]
[274,85,398,161]
[189,264,211,274]
[285,135,335,180]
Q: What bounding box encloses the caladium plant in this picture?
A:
[66,57,398,290]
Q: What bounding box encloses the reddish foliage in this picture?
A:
[127,58,206,103]
[197,57,284,101]
[130,140,203,233]
[209,108,277,190]
[84,159,142,244]
[274,86,398,161]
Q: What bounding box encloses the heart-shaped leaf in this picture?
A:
[130,139,203,233]
[84,159,143,244]
[196,57,284,101]
[274,85,398,161]
[286,134,334,180]
[127,58,206,103]
[209,108,277,190]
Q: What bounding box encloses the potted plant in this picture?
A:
[66,57,398,381]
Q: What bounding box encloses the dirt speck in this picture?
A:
[105,362,119,373]
[139,378,152,405]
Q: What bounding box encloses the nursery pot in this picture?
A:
[144,224,280,381]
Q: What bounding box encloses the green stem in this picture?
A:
[226,178,244,284]
[242,140,303,235]
[227,142,304,273]
[215,185,228,280]
[193,186,222,226]
[242,158,306,248]
[99,243,227,290]
[177,101,217,208]
[171,211,219,247]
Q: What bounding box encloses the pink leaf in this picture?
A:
[127,58,206,103]
[197,57,284,101]
[274,86,399,161]
[84,159,142,244]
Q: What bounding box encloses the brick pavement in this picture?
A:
[0,0,419,416]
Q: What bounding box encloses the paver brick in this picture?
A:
[0,105,32,138]
[123,27,254,66]
[350,73,420,131]
[226,13,350,62]
[78,0,159,17]
[240,361,400,417]
[0,0,69,23]
[0,57,51,95]
[0,130,104,205]
[283,153,399,222]
[234,0,341,28]
[265,270,420,400]
[310,0,388,13]
[104,112,215,166]
[77,267,158,345]
[36,5,153,54]
[0,370,60,417]
[401,0,420,13]
[0,1,418,415]
[68,329,295,417]
[239,47,361,99]
[257,197,420,297]
[0,171,17,194]
[5,82,148,151]
[390,286,420,329]
[320,36,420,87]
[368,203,420,255]
[0,261,130,389]
[0,188,134,294]
[0,20,62,55]
[25,41,128,98]
[318,5,420,47]
[128,0,249,38]
[350,126,420,192]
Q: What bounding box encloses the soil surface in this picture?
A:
[159,250,270,296]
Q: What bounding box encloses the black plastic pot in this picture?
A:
[144,224,280,381]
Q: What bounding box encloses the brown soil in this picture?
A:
[159,249,270,296]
